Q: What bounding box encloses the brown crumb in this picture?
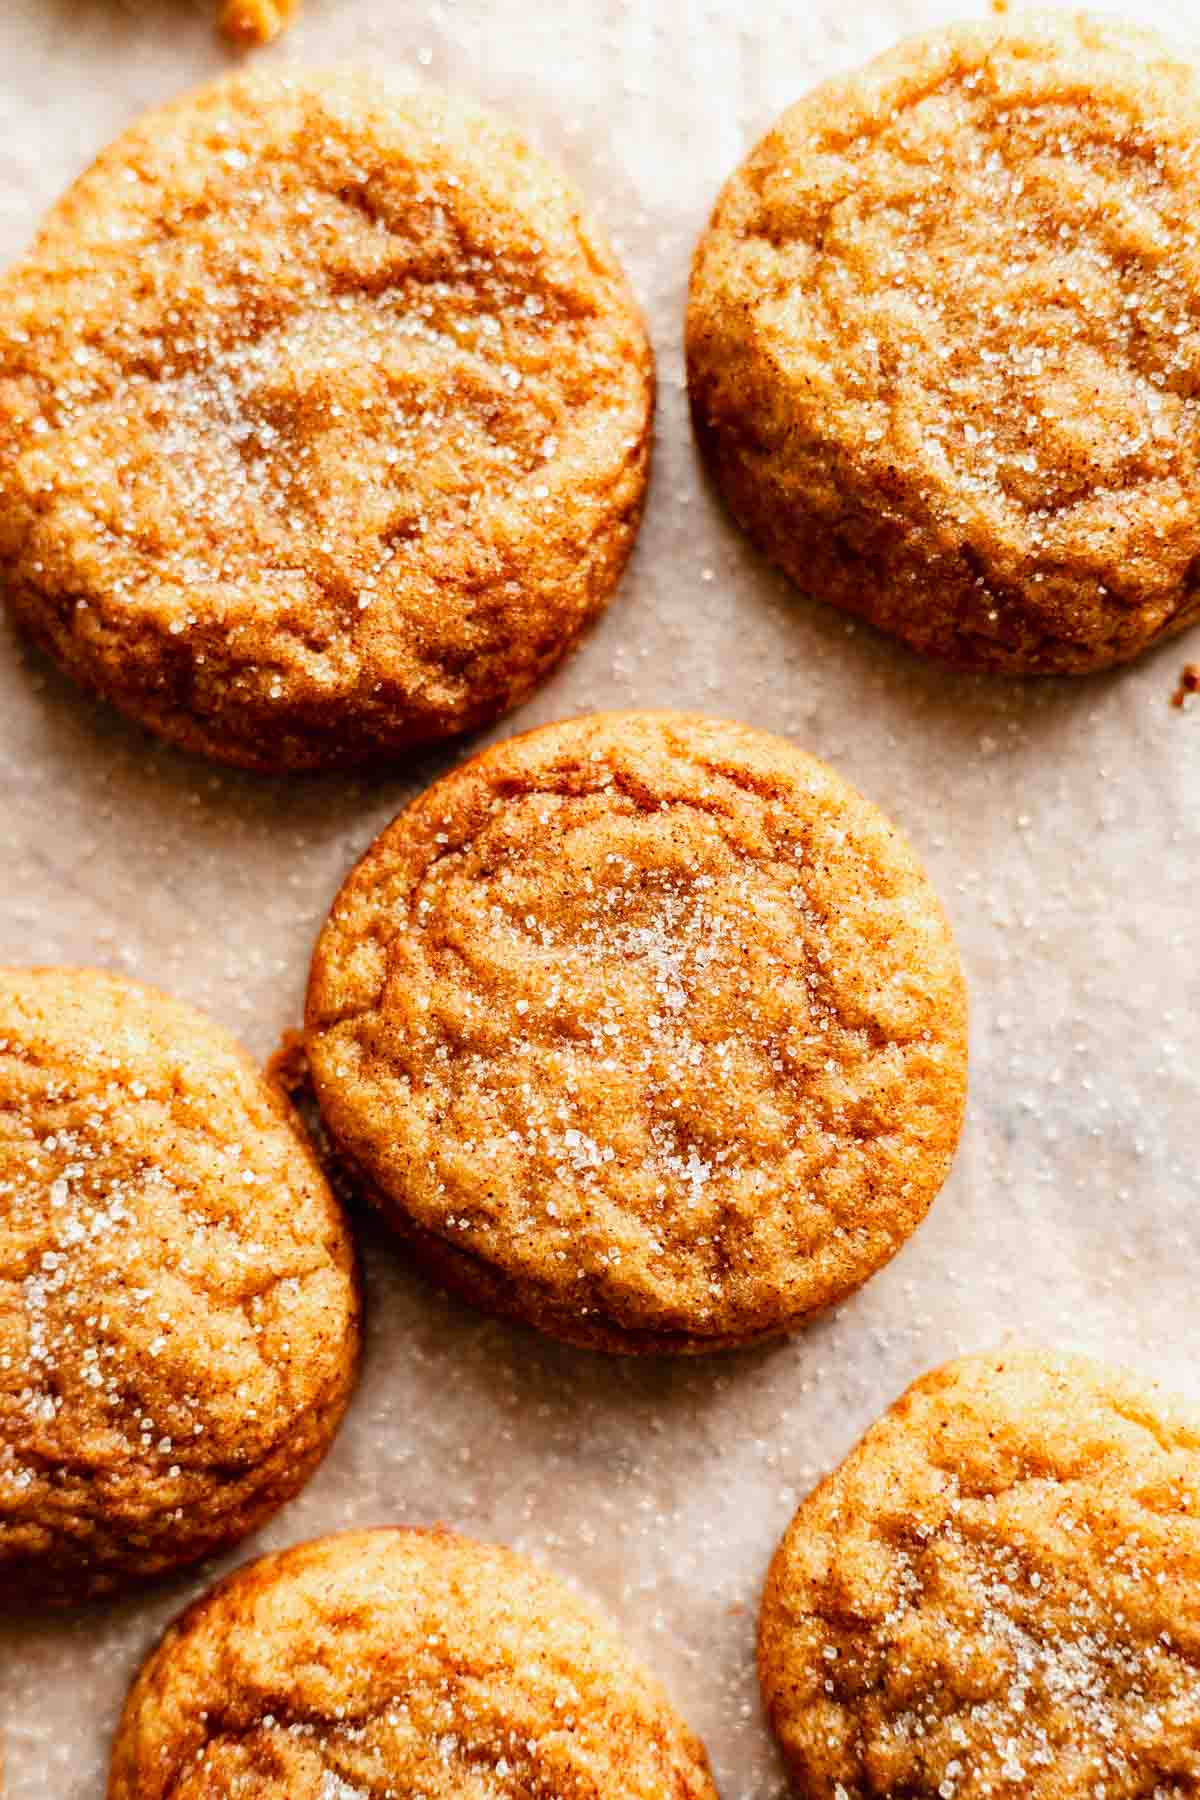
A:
[217,0,299,45]
[265,1027,309,1099]
[1171,663,1200,707]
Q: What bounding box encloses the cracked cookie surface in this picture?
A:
[107,1526,718,1800]
[688,14,1200,673]
[305,712,966,1352]
[0,967,360,1604]
[760,1345,1200,1799]
[0,68,652,769]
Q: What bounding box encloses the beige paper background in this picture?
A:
[2,0,1200,1793]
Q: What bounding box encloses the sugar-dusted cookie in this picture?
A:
[760,1345,1200,1797]
[107,1527,718,1799]
[0,70,652,768]
[0,968,360,1604]
[306,712,967,1352]
[689,15,1200,673]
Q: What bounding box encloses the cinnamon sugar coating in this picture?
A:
[689,14,1200,673]
[305,712,967,1352]
[760,1346,1200,1798]
[0,69,652,768]
[107,1527,718,1799]
[0,968,360,1604]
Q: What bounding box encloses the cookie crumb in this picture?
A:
[217,0,299,45]
[266,1028,309,1099]
[1171,663,1200,707]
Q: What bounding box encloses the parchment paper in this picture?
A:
[2,1,1199,1793]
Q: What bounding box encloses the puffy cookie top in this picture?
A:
[307,712,966,1346]
[688,14,1200,669]
[0,68,652,766]
[760,1344,1200,1798]
[0,967,359,1601]
[108,1527,718,1799]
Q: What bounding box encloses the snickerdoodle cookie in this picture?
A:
[760,1345,1200,1799]
[0,69,652,769]
[305,712,967,1353]
[0,968,360,1604]
[688,14,1200,674]
[107,1526,718,1799]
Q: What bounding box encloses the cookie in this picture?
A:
[107,1525,718,1798]
[759,1345,1200,1799]
[305,711,967,1353]
[0,967,360,1605]
[0,70,653,770]
[688,15,1200,674]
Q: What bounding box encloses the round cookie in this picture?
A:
[0,968,360,1604]
[107,1526,718,1799]
[688,15,1200,674]
[305,711,967,1353]
[0,70,653,770]
[759,1345,1200,1799]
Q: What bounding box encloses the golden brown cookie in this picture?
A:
[0,69,652,770]
[759,1344,1200,1799]
[0,968,360,1605]
[688,15,1200,674]
[305,711,967,1353]
[107,1526,718,1799]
